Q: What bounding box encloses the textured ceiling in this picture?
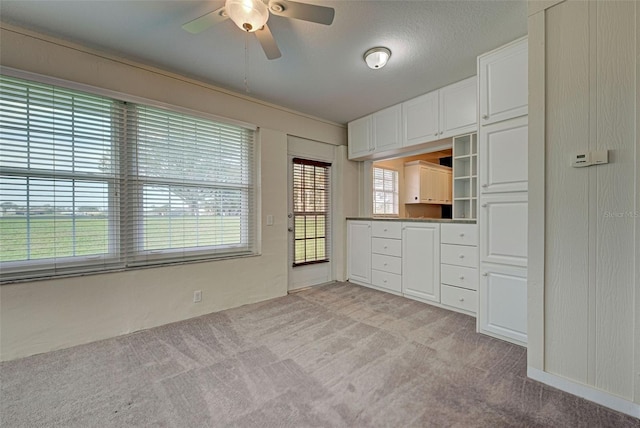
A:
[0,0,527,124]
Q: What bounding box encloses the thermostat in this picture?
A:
[571,150,609,168]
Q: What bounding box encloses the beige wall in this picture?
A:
[0,25,353,361]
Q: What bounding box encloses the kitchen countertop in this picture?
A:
[346,217,476,224]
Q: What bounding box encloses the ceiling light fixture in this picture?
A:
[364,47,391,69]
[225,0,269,32]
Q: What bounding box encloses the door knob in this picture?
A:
[288,227,293,232]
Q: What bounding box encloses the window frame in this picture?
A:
[0,68,259,283]
[372,166,399,217]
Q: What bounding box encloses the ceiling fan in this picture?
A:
[182,0,335,60]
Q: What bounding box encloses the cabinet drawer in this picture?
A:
[441,244,478,268]
[371,269,402,293]
[371,221,402,239]
[441,224,478,246]
[441,264,478,290]
[372,253,402,275]
[441,284,476,313]
[372,237,402,257]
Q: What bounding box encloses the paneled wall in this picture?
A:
[529,0,639,407]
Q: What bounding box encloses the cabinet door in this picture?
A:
[347,221,371,284]
[347,115,372,160]
[402,223,440,302]
[372,104,402,152]
[419,167,437,203]
[479,193,528,267]
[479,116,528,194]
[478,37,528,125]
[479,263,527,345]
[439,76,477,138]
[402,91,439,147]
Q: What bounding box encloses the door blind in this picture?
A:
[292,157,330,266]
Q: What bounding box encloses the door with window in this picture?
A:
[287,137,334,291]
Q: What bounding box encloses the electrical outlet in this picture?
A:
[193,290,202,303]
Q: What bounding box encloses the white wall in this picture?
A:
[528,0,639,410]
[0,24,353,361]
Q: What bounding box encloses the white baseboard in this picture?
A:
[527,367,640,419]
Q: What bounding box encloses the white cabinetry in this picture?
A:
[479,264,527,345]
[477,37,528,346]
[453,133,478,219]
[403,76,477,149]
[372,105,402,153]
[440,223,479,315]
[347,116,372,159]
[346,77,478,160]
[370,221,402,293]
[440,76,478,138]
[479,116,528,194]
[402,222,440,303]
[479,193,528,268]
[478,37,528,125]
[347,220,371,284]
[348,105,402,160]
[402,90,440,147]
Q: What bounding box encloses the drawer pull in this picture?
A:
[383,279,387,283]
[459,233,465,237]
[481,184,488,188]
[384,228,388,232]
[482,204,488,208]
[459,275,465,280]
[383,263,388,266]
[482,272,488,276]
[459,254,465,259]
[482,114,489,119]
[384,245,388,249]
[459,297,465,302]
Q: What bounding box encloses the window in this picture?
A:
[373,167,398,215]
[0,74,256,281]
[292,158,330,266]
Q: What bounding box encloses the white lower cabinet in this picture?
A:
[478,263,527,345]
[402,223,440,303]
[440,223,479,315]
[347,220,479,318]
[347,221,371,284]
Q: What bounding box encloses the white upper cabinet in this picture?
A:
[478,37,528,125]
[439,76,477,139]
[372,104,402,152]
[348,77,478,160]
[347,115,372,159]
[402,90,439,147]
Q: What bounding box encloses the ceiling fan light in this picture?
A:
[364,47,391,70]
[225,0,269,32]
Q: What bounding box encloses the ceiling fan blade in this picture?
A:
[182,7,228,34]
[269,0,335,25]
[255,24,282,60]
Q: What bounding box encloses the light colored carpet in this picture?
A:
[1,282,638,427]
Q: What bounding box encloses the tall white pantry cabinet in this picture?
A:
[477,37,529,346]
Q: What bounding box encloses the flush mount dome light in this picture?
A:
[364,47,391,69]
[225,0,269,32]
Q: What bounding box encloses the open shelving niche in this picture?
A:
[452,133,477,219]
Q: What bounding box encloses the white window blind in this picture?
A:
[0,76,123,279]
[373,167,398,215]
[0,74,256,282]
[126,105,255,266]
